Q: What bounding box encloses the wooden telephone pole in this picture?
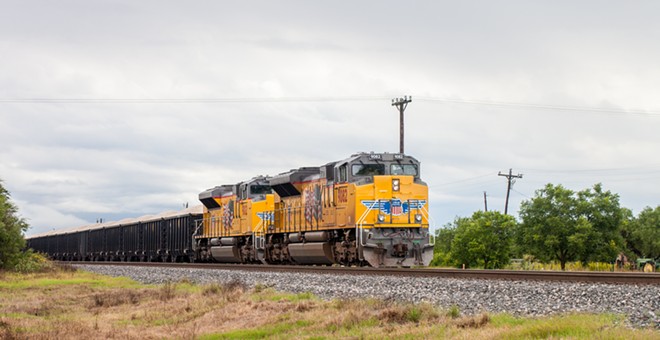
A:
[392,96,412,154]
[484,191,488,212]
[498,168,523,215]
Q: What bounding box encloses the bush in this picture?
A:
[446,305,460,319]
[587,262,614,271]
[430,251,455,267]
[12,251,53,273]
[0,180,29,270]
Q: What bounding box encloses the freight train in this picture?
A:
[26,152,434,267]
[26,207,202,263]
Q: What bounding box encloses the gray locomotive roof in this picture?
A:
[269,167,320,187]
[26,205,203,239]
[337,152,420,165]
[268,167,321,197]
[199,184,235,200]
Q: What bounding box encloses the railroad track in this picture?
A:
[65,261,660,284]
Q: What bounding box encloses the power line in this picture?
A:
[416,97,660,117]
[519,166,660,185]
[428,173,496,188]
[1,95,659,117]
[0,96,390,104]
[520,164,660,174]
[511,188,531,199]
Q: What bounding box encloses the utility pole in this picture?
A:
[498,168,523,215]
[391,96,412,154]
[483,191,488,212]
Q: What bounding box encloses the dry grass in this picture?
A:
[0,268,657,339]
[453,312,491,328]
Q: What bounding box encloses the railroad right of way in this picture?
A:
[74,264,660,329]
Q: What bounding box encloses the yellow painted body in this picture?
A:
[272,175,428,233]
[355,175,429,228]
[198,194,276,239]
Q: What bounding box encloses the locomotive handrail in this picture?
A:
[252,218,266,250]
[190,218,204,251]
[193,219,203,237]
[356,199,380,247]
[419,203,436,246]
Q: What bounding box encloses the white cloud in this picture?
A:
[1,1,659,235]
[14,199,89,235]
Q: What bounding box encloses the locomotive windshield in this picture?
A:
[352,164,385,176]
[250,185,272,195]
[391,164,418,176]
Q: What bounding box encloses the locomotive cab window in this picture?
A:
[249,184,271,201]
[250,185,271,195]
[391,164,418,176]
[240,186,248,200]
[338,164,347,182]
[352,163,385,176]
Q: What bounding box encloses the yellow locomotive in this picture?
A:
[194,152,434,267]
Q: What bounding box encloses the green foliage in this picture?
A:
[451,211,516,269]
[430,221,459,267]
[406,306,422,323]
[519,183,626,270]
[0,180,29,270]
[201,320,311,339]
[492,313,626,339]
[519,184,583,269]
[575,183,625,263]
[430,251,455,267]
[12,250,52,273]
[446,305,460,319]
[622,206,660,259]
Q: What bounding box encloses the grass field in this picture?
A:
[0,266,657,339]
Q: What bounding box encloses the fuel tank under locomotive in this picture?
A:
[264,229,433,267]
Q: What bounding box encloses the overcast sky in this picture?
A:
[1,1,659,236]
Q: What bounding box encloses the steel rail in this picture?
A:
[64,261,660,285]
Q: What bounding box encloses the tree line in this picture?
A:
[432,183,659,270]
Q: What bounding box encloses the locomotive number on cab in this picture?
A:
[337,187,348,204]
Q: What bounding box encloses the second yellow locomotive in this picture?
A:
[194,152,433,267]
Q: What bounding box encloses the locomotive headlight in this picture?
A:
[392,178,400,192]
[415,214,423,223]
[377,214,385,223]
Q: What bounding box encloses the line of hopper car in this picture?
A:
[26,152,434,267]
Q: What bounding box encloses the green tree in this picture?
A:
[430,219,460,267]
[622,206,660,259]
[575,183,625,263]
[617,208,636,259]
[451,211,516,269]
[519,183,626,270]
[0,180,29,269]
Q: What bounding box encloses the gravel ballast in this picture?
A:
[75,265,659,328]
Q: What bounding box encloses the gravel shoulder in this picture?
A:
[74,265,660,329]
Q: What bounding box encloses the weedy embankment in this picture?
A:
[0,266,657,339]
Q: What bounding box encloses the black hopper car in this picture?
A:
[26,206,202,263]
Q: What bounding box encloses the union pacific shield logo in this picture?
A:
[256,212,274,223]
[361,199,426,216]
[391,200,402,215]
